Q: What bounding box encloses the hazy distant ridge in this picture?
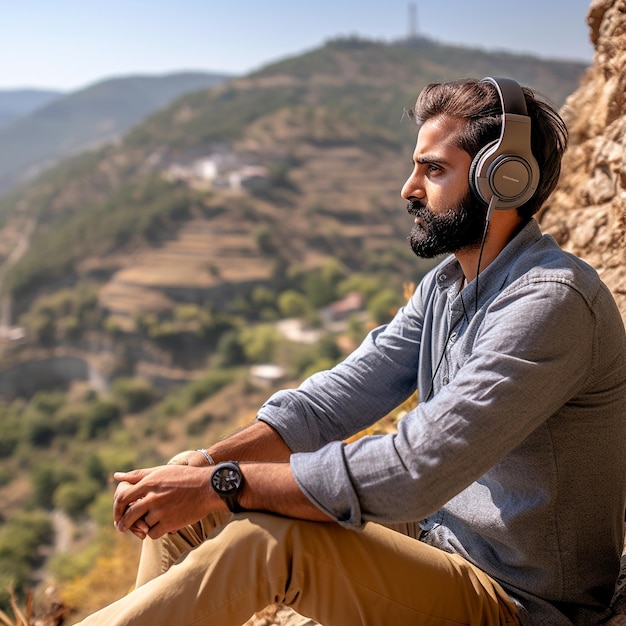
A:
[0,72,234,193]
[0,88,63,128]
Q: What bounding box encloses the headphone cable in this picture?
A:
[428,196,495,400]
[473,196,496,316]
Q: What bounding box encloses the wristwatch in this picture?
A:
[210,461,245,513]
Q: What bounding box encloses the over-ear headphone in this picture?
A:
[469,77,540,211]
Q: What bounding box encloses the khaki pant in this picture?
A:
[75,512,520,625]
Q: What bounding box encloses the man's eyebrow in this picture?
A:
[414,154,450,165]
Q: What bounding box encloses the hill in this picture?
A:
[0,37,588,330]
[0,88,62,128]
[0,72,234,194]
[0,35,590,391]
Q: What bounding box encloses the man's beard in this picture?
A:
[407,191,488,258]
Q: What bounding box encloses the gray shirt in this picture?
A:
[257,219,626,625]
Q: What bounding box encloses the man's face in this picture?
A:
[401,115,487,258]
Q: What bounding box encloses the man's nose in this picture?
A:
[401,173,425,201]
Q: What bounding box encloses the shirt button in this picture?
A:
[442,377,449,385]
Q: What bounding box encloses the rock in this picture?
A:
[540,0,626,322]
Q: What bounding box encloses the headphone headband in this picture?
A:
[481,76,528,116]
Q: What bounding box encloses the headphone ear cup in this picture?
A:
[469,141,497,205]
[470,140,538,209]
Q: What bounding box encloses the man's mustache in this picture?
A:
[407,200,428,216]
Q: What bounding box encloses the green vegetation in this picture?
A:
[0,510,53,610]
[0,366,238,611]
[18,282,101,344]
[0,72,232,196]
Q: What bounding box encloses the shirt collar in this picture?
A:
[434,219,543,313]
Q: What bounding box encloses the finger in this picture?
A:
[127,516,150,540]
[147,522,166,540]
[133,516,150,535]
[128,526,148,540]
[113,468,150,484]
[117,499,150,533]
[112,467,164,524]
[113,482,142,524]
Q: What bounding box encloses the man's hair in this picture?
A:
[409,78,568,219]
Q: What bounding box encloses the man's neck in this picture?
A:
[456,214,528,282]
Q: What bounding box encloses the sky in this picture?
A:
[0,0,595,92]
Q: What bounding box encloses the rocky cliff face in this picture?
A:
[541,3,626,619]
[540,0,626,322]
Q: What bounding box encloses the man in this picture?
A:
[76,78,626,626]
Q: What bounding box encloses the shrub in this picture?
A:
[186,412,215,437]
[78,401,121,440]
[216,330,247,367]
[85,454,108,486]
[0,410,20,458]
[30,391,65,415]
[110,378,155,413]
[54,404,88,437]
[53,479,100,518]
[0,510,53,604]
[278,290,311,318]
[22,409,57,448]
[240,325,280,363]
[185,370,235,406]
[367,288,404,325]
[30,462,74,509]
[156,369,235,417]
[87,491,116,528]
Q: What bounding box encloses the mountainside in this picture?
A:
[0,36,589,387]
[0,88,62,128]
[0,72,233,194]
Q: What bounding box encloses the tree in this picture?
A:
[241,326,280,363]
[367,289,404,325]
[278,290,311,318]
[111,378,154,413]
[53,479,100,518]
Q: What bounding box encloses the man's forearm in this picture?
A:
[208,422,333,522]
[207,420,292,464]
[239,462,334,522]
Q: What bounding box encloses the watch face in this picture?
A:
[211,463,242,495]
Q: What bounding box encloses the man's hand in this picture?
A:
[113,465,223,540]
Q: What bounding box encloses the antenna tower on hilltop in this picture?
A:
[408,3,419,40]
